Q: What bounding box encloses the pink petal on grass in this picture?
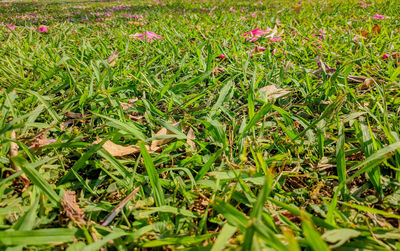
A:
[217,54,226,59]
[131,31,162,41]
[373,14,385,20]
[38,26,48,32]
[358,1,371,8]
[241,28,271,41]
[382,54,389,59]
[270,37,281,42]
[6,24,15,30]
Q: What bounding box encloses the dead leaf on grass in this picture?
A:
[29,134,56,150]
[106,50,118,67]
[359,78,375,90]
[186,127,197,151]
[150,127,171,152]
[258,85,290,101]
[119,98,138,111]
[150,122,180,152]
[94,139,141,156]
[372,25,380,35]
[10,131,30,187]
[61,191,87,225]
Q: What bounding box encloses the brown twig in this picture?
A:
[101,186,141,227]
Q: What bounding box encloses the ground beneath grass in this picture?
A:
[1,0,400,250]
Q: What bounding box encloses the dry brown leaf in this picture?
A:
[129,113,144,122]
[258,85,290,101]
[119,98,138,111]
[150,127,170,152]
[10,131,30,187]
[65,111,83,119]
[29,134,56,150]
[106,50,119,67]
[372,25,380,35]
[61,191,87,225]
[186,127,197,151]
[359,78,375,90]
[211,67,226,76]
[94,139,141,156]
[149,122,181,152]
[347,75,367,83]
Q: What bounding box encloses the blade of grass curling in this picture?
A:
[267,197,335,229]
[0,228,76,246]
[139,141,168,221]
[339,202,400,219]
[12,156,60,207]
[302,217,330,251]
[336,121,348,200]
[346,141,400,182]
[142,233,216,248]
[244,174,275,250]
[209,81,233,118]
[213,198,248,231]
[19,89,62,122]
[195,148,223,181]
[292,94,346,141]
[238,103,272,141]
[94,113,146,140]
[211,224,237,251]
[361,121,383,197]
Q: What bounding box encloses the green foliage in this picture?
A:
[1,0,400,249]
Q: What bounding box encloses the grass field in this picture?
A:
[1,0,400,249]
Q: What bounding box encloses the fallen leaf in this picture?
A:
[129,113,144,122]
[150,122,180,152]
[186,127,197,151]
[119,98,138,111]
[65,111,83,119]
[372,25,380,35]
[29,134,56,150]
[258,85,290,101]
[94,139,141,156]
[322,229,360,249]
[150,127,170,152]
[211,67,226,76]
[359,78,375,90]
[10,131,30,187]
[347,75,367,83]
[61,191,87,225]
[106,50,118,67]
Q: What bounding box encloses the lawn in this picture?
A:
[1,0,400,249]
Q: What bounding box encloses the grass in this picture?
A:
[1,0,400,249]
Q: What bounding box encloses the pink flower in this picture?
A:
[229,7,236,13]
[373,14,385,20]
[6,24,15,30]
[382,54,389,59]
[272,49,277,55]
[241,28,271,41]
[38,26,48,32]
[131,31,162,41]
[270,37,281,42]
[358,1,371,8]
[217,54,226,59]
